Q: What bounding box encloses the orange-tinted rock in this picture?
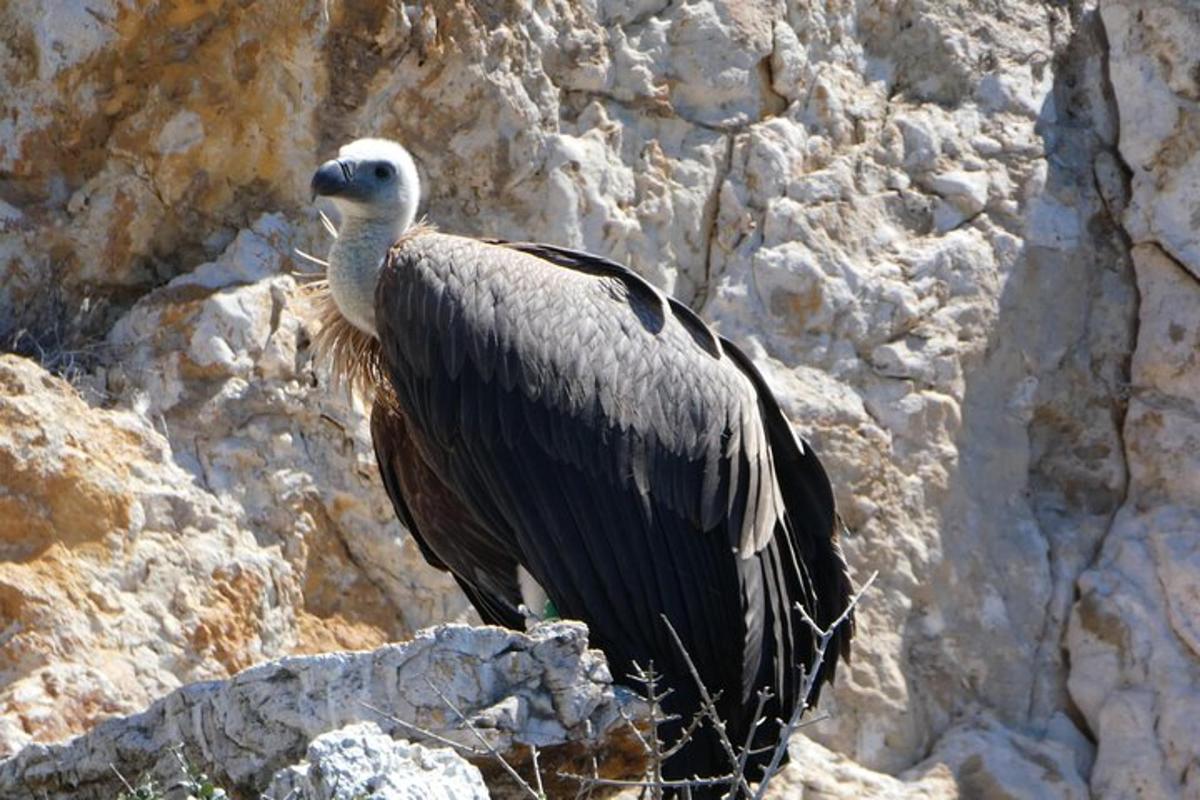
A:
[0,354,434,756]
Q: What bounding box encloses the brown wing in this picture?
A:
[370,395,525,629]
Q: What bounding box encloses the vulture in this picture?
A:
[307,138,854,789]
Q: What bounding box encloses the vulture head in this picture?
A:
[311,138,419,230]
[309,138,421,337]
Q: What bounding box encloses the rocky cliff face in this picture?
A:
[1,1,1197,797]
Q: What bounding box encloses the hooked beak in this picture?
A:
[311,159,353,199]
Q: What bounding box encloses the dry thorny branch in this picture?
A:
[363,571,875,800]
[557,570,877,799]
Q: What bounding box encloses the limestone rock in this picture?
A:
[0,215,470,756]
[264,722,490,800]
[767,718,1088,800]
[0,0,325,340]
[1061,4,1200,797]
[1,0,1198,797]
[0,623,635,800]
[1102,2,1200,277]
[0,353,297,757]
[1065,241,1200,800]
[898,719,1089,800]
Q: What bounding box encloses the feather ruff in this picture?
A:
[301,220,437,402]
[302,278,385,402]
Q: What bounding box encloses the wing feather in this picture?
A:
[370,398,526,630]
[372,232,852,778]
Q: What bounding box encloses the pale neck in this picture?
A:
[327,216,405,337]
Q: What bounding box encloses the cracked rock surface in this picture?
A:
[264,722,490,800]
[1063,5,1200,798]
[0,622,630,800]
[0,0,1196,797]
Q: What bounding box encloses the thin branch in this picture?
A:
[580,754,601,800]
[530,745,545,799]
[733,688,773,783]
[556,772,741,790]
[616,700,654,756]
[659,705,710,760]
[109,764,135,794]
[660,615,752,798]
[359,700,489,759]
[750,571,878,799]
[422,677,545,800]
[628,661,666,799]
[797,570,877,641]
[793,712,830,730]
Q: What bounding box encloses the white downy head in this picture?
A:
[310,138,421,336]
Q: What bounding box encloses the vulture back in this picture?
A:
[366,231,854,787]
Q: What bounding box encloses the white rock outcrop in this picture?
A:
[0,623,630,800]
[264,722,490,800]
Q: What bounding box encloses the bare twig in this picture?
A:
[571,754,601,800]
[796,571,877,643]
[530,745,545,799]
[733,688,773,783]
[556,773,742,790]
[422,677,545,800]
[749,571,878,799]
[628,661,667,799]
[793,712,831,730]
[359,700,489,758]
[659,704,710,760]
[109,764,135,794]
[661,616,752,798]
[616,696,655,756]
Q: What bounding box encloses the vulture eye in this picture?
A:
[374,164,393,180]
